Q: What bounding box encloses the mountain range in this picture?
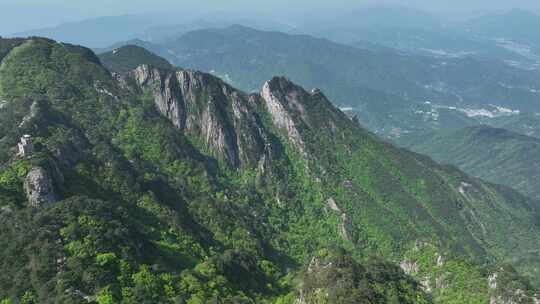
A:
[12,7,540,65]
[1,36,540,303]
[99,24,540,140]
[12,8,540,140]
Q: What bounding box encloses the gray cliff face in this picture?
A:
[24,167,57,207]
[260,78,306,154]
[129,65,271,169]
[259,77,347,156]
[131,65,186,129]
[129,67,346,169]
[176,69,243,168]
[260,77,368,173]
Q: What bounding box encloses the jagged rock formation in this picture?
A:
[400,259,419,276]
[487,270,540,304]
[127,66,348,169]
[260,78,306,154]
[259,76,359,170]
[399,243,540,303]
[124,61,540,300]
[127,64,273,168]
[24,167,56,207]
[130,65,186,129]
[18,100,40,129]
[295,248,429,303]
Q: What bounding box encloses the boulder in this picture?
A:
[24,167,57,207]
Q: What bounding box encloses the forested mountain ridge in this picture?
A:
[398,125,540,201]
[0,38,539,303]
[98,45,174,74]
[100,25,540,139]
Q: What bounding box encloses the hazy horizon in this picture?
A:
[2,0,540,36]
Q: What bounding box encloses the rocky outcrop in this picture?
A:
[128,65,274,169]
[490,290,528,304]
[325,198,352,242]
[260,78,306,153]
[400,259,419,275]
[129,69,354,170]
[128,68,352,170]
[296,248,429,304]
[18,100,41,129]
[338,213,352,242]
[24,167,57,207]
[176,70,242,167]
[489,273,498,290]
[326,198,341,213]
[259,77,351,161]
[486,271,538,304]
[131,65,186,129]
[436,254,445,267]
[17,135,33,158]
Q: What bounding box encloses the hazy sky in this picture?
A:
[1,0,540,35]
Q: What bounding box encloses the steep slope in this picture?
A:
[0,37,428,304]
[0,37,540,303]
[258,76,540,287]
[398,125,540,201]
[122,51,540,296]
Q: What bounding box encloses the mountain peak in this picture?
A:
[99,44,173,73]
[260,76,354,157]
[263,76,296,93]
[261,77,307,152]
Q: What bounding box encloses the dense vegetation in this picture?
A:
[398,125,540,200]
[99,45,173,74]
[1,38,540,303]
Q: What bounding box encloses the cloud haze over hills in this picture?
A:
[2,0,540,35]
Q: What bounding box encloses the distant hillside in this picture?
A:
[102,25,540,139]
[158,25,540,110]
[99,45,173,73]
[8,12,294,48]
[10,14,172,47]
[398,125,540,200]
[464,9,540,46]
